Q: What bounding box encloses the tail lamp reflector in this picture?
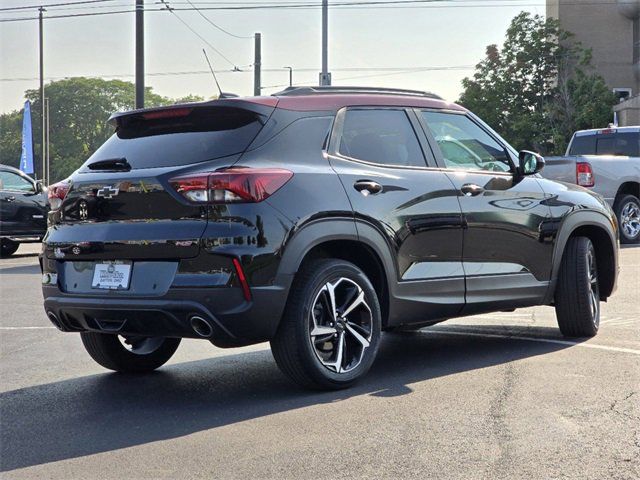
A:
[576,162,594,187]
[169,168,293,204]
[232,258,251,301]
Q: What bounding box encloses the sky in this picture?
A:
[0,0,545,114]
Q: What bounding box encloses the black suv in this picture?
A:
[41,87,619,389]
[0,164,48,257]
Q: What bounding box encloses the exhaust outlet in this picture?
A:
[190,316,213,338]
[47,311,62,330]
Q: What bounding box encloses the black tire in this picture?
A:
[270,259,382,390]
[614,194,640,244]
[80,332,181,373]
[0,239,19,258]
[554,236,600,337]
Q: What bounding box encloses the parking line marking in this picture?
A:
[425,329,640,356]
[0,326,56,330]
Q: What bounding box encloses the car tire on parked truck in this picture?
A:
[614,194,640,244]
[0,239,19,257]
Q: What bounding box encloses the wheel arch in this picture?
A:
[546,211,618,303]
[277,218,395,327]
[614,181,639,203]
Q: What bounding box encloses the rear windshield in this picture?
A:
[569,132,639,157]
[81,107,266,170]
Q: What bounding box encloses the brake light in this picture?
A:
[576,162,594,187]
[48,180,70,210]
[142,108,192,120]
[170,168,293,204]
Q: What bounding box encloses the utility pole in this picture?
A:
[254,33,261,96]
[135,0,144,109]
[283,66,293,87]
[45,98,50,185]
[319,0,331,86]
[38,7,45,181]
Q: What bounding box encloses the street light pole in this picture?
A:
[254,33,262,96]
[135,0,144,109]
[283,66,293,87]
[319,0,331,85]
[39,6,45,181]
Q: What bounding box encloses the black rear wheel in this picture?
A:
[271,259,382,390]
[80,332,181,373]
[0,239,19,258]
[555,236,600,337]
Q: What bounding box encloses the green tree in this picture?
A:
[459,12,617,155]
[0,77,203,182]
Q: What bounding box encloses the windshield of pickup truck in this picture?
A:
[569,132,639,157]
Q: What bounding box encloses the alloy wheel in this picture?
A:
[620,201,640,239]
[309,277,373,374]
[586,245,600,326]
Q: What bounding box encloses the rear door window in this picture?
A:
[338,109,427,167]
[81,107,267,170]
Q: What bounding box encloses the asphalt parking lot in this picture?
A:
[0,243,638,479]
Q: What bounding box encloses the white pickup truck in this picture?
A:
[542,126,640,244]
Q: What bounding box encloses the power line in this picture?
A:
[0,65,474,82]
[158,1,239,68]
[183,0,253,39]
[261,65,474,89]
[0,0,117,12]
[0,0,621,21]
[0,0,615,20]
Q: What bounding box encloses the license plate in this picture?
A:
[91,261,132,290]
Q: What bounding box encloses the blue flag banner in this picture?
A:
[20,100,34,175]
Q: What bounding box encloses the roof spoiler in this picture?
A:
[107,97,279,128]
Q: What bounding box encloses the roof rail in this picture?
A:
[273,86,443,100]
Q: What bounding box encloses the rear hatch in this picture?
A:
[44,100,275,262]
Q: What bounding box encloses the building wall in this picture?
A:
[547,0,638,95]
[614,95,640,126]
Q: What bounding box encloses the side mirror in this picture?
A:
[34,180,43,194]
[518,150,545,176]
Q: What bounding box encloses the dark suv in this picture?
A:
[41,87,619,389]
[1,164,48,257]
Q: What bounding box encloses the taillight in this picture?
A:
[169,168,293,204]
[47,180,70,210]
[576,162,594,187]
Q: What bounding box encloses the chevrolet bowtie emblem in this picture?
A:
[96,185,119,199]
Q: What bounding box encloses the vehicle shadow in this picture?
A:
[0,327,581,472]
[0,264,40,275]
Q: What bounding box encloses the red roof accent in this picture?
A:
[274,94,465,112]
[228,96,279,108]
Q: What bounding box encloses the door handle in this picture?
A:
[460,184,484,197]
[354,180,383,196]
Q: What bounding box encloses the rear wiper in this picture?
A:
[87,158,131,171]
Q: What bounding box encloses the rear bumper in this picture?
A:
[42,281,291,347]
